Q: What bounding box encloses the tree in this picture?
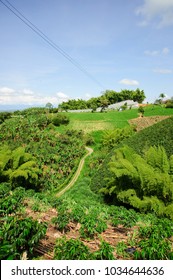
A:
[133,88,146,103]
[100,97,109,112]
[86,97,99,110]
[138,106,145,117]
[158,93,166,104]
[59,102,70,112]
[159,93,166,99]
[45,102,53,110]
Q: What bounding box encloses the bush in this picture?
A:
[165,102,173,108]
[134,218,173,259]
[54,237,92,260]
[51,114,70,126]
[0,185,25,215]
[102,126,135,150]
[0,112,12,124]
[138,106,145,116]
[0,216,47,259]
[93,239,115,260]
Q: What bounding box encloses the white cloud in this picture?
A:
[153,68,172,74]
[56,92,69,103]
[136,0,173,27]
[119,79,139,86]
[0,87,69,106]
[0,87,15,94]
[22,89,34,95]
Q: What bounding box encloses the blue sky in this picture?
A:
[0,0,173,109]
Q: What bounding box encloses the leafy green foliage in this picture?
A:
[125,117,173,158]
[0,216,47,259]
[54,236,116,260]
[0,146,40,189]
[78,206,107,238]
[116,241,128,258]
[93,239,115,260]
[0,114,85,191]
[51,114,70,126]
[52,212,71,232]
[0,112,12,124]
[90,116,173,196]
[108,206,139,228]
[134,218,173,259]
[102,126,135,150]
[100,145,173,218]
[54,237,92,260]
[0,184,25,216]
[59,88,146,110]
[138,106,145,116]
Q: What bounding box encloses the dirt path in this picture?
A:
[56,146,93,197]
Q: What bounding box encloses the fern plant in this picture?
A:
[0,146,40,189]
[100,145,173,219]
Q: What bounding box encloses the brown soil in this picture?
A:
[128,115,170,132]
[25,205,137,260]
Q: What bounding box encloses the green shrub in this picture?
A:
[0,185,25,215]
[51,114,70,126]
[0,216,47,259]
[79,208,107,238]
[102,126,135,150]
[51,212,71,232]
[0,112,12,124]
[54,237,92,260]
[138,106,145,116]
[93,239,115,260]
[134,218,173,259]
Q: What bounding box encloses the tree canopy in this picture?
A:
[58,89,146,111]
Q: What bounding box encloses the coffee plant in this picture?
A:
[54,237,92,260]
[0,216,47,259]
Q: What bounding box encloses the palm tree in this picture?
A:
[159,93,166,99]
[159,93,166,104]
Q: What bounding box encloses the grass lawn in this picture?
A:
[56,106,173,145]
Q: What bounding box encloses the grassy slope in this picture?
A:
[56,106,173,143]
[58,106,173,130]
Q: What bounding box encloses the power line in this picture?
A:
[0,0,106,90]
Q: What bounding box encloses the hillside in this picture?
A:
[90,116,173,192]
[0,107,173,260]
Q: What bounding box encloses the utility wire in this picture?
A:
[0,0,105,90]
